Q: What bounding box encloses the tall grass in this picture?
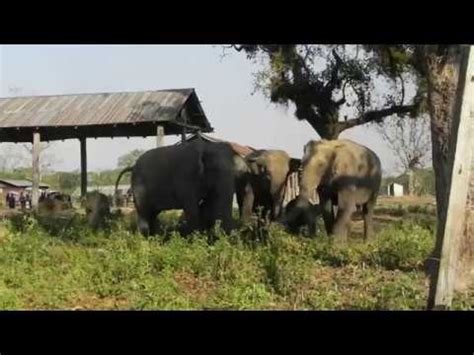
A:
[0,209,471,310]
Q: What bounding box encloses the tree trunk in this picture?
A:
[310,119,341,140]
[424,45,472,308]
[459,169,474,291]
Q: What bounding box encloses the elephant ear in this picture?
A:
[289,158,301,173]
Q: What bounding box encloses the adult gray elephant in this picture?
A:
[284,139,382,241]
[115,137,242,236]
[236,149,301,222]
[84,191,111,230]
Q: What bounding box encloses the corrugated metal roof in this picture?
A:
[0,178,49,188]
[0,88,206,129]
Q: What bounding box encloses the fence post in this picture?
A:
[31,131,41,209]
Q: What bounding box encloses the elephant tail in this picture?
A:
[115,166,133,196]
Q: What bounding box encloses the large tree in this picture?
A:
[331,44,472,306]
[0,145,26,172]
[57,172,81,193]
[233,44,473,306]
[230,45,418,139]
[22,142,58,174]
[117,149,145,169]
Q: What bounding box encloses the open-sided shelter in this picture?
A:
[0,88,213,206]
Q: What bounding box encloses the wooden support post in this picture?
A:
[181,126,186,143]
[80,137,87,198]
[156,125,165,147]
[31,131,41,209]
[430,46,474,309]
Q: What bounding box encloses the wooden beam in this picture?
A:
[430,46,474,309]
[156,125,165,147]
[179,108,189,142]
[181,126,186,142]
[80,137,87,197]
[176,122,205,131]
[31,131,41,209]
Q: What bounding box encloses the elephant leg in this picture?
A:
[362,197,376,241]
[272,187,285,221]
[183,198,201,234]
[320,196,335,236]
[237,181,254,224]
[261,193,273,222]
[137,213,151,237]
[198,200,209,231]
[211,189,235,234]
[217,204,234,234]
[307,210,317,237]
[149,211,160,236]
[332,188,356,242]
[263,204,272,222]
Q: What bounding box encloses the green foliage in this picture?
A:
[0,205,471,310]
[231,45,418,139]
[56,172,81,193]
[0,167,33,180]
[117,149,145,169]
[381,168,436,196]
[310,222,433,271]
[89,169,124,187]
[414,168,436,196]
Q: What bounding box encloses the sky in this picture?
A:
[0,45,398,174]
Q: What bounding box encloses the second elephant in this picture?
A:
[237,149,300,222]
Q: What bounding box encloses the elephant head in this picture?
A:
[238,149,301,221]
[280,196,321,235]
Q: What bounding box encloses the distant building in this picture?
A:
[387,182,404,197]
[0,178,49,197]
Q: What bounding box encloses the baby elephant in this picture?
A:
[84,191,111,229]
[281,197,321,235]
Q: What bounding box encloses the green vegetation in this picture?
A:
[0,204,472,310]
[0,149,140,194]
[117,149,145,169]
[381,168,436,196]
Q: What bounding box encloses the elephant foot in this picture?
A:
[331,227,348,243]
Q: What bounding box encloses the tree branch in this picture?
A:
[338,104,415,131]
[398,72,405,106]
[335,80,348,107]
[324,49,344,92]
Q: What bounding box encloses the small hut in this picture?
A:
[387,182,404,197]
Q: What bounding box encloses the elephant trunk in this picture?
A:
[299,165,321,200]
